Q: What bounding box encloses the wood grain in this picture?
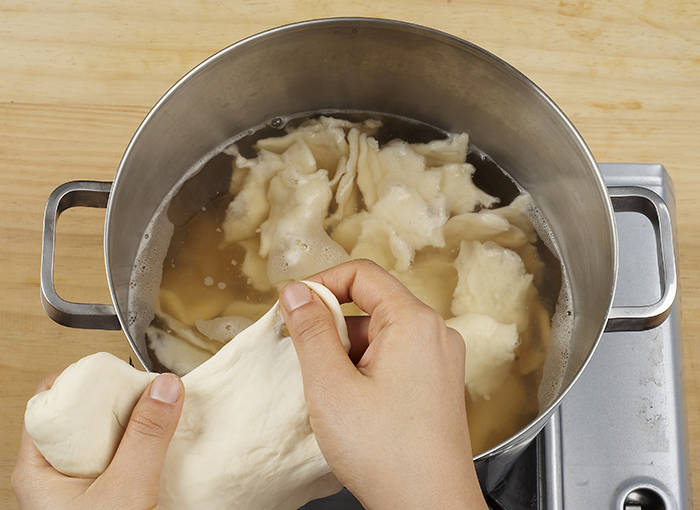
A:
[2,1,699,507]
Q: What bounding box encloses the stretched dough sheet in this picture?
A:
[25,282,348,510]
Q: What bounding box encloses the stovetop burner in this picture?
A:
[302,164,691,510]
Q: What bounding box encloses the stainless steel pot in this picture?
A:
[40,18,677,492]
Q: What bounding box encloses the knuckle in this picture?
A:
[10,465,22,492]
[451,328,467,357]
[35,371,61,394]
[403,303,443,331]
[10,462,36,502]
[292,310,337,341]
[127,412,169,440]
[354,258,380,271]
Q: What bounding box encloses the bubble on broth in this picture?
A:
[539,289,573,410]
[126,134,240,362]
[128,206,174,358]
[516,191,573,412]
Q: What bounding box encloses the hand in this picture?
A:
[280,259,488,510]
[12,370,184,510]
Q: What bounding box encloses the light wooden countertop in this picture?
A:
[2,1,698,507]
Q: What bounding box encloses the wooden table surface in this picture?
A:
[2,1,699,507]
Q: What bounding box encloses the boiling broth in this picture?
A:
[129,111,572,455]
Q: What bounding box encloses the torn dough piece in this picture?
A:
[147,325,214,377]
[451,240,535,333]
[222,117,380,247]
[25,281,348,510]
[446,313,519,399]
[260,162,349,284]
[221,146,282,245]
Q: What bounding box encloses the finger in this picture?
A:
[35,370,62,394]
[100,373,184,505]
[13,370,92,505]
[309,260,436,356]
[308,259,421,318]
[280,282,357,389]
[12,423,92,507]
[16,371,65,471]
[15,421,54,471]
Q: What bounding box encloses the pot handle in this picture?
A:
[605,186,677,332]
[41,181,121,330]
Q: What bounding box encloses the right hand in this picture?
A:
[280,259,487,510]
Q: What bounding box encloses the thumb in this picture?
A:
[281,282,356,388]
[101,373,184,506]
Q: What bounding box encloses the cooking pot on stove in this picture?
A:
[40,18,677,492]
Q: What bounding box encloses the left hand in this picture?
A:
[12,370,184,510]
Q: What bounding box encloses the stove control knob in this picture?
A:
[623,487,666,510]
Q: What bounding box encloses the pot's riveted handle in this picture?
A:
[41,181,121,330]
[605,186,678,332]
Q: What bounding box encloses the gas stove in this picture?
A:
[302,163,691,510]
[486,163,691,510]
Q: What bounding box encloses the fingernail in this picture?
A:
[149,374,181,404]
[282,282,312,312]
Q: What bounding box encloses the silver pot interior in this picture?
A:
[105,18,616,472]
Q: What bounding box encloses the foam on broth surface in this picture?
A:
[128,111,572,455]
